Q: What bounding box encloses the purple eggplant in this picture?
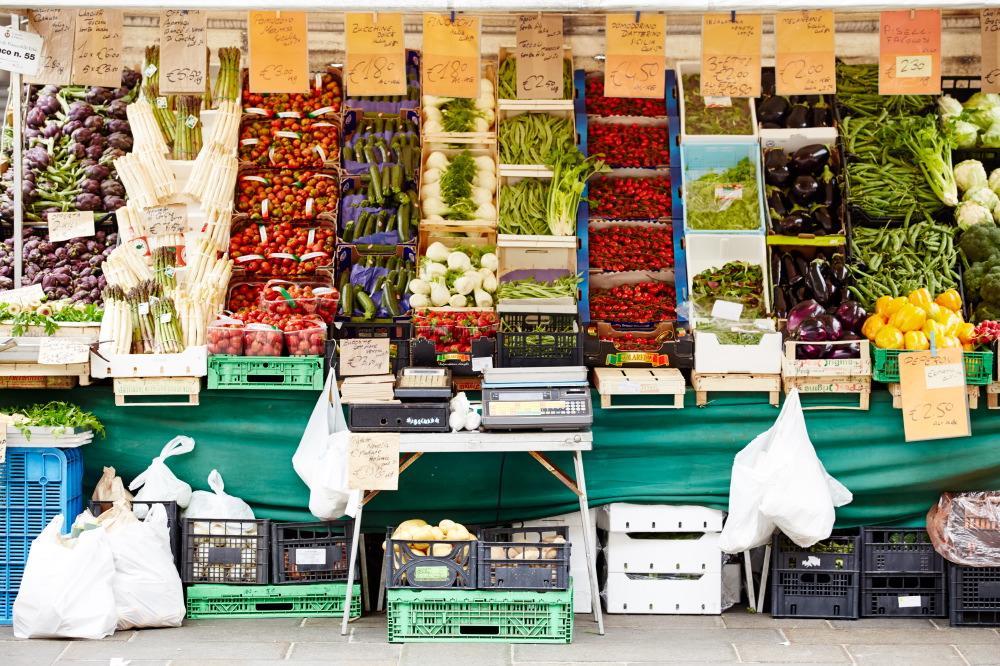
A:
[787,300,826,333]
[817,314,843,341]
[757,95,790,124]
[778,211,813,235]
[812,205,836,235]
[786,104,810,129]
[767,187,790,219]
[791,175,821,206]
[789,144,830,175]
[833,301,867,335]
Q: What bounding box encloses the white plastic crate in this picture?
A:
[597,503,724,534]
[603,530,722,574]
[602,570,722,614]
[685,233,770,322]
[514,510,595,614]
[694,328,782,374]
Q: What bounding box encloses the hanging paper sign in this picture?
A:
[775,10,836,95]
[0,25,42,77]
[701,13,762,98]
[0,283,44,307]
[248,11,309,94]
[48,211,95,243]
[879,10,941,95]
[72,9,123,88]
[982,9,1000,94]
[898,347,971,442]
[158,10,208,94]
[347,432,399,490]
[421,14,481,99]
[345,13,406,96]
[516,14,564,100]
[26,10,75,85]
[604,14,666,99]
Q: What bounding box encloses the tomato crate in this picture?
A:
[208,355,324,391]
[271,520,354,584]
[385,527,477,589]
[949,565,1000,627]
[477,526,571,590]
[862,528,945,575]
[386,587,573,643]
[871,348,993,385]
[181,518,271,585]
[186,582,361,619]
[861,573,947,618]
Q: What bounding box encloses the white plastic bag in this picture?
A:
[13,516,118,639]
[184,469,255,521]
[292,370,361,520]
[100,502,185,629]
[128,436,195,508]
[719,389,852,553]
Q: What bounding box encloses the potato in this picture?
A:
[522,546,541,560]
[431,542,453,557]
[438,519,456,531]
[430,526,445,541]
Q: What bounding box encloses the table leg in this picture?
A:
[743,551,757,611]
[359,532,370,613]
[573,450,604,635]
[756,544,771,614]
[341,502,364,636]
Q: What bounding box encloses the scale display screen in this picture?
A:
[497,391,546,401]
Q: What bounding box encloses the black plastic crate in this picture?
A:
[271,520,354,584]
[90,499,181,567]
[384,527,476,589]
[477,526,571,590]
[773,533,860,572]
[771,569,859,619]
[862,527,945,575]
[182,518,271,585]
[949,565,1000,627]
[861,573,947,618]
[497,313,582,368]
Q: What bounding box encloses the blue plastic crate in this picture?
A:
[1,447,84,625]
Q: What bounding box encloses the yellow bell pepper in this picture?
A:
[956,322,977,345]
[925,303,941,319]
[922,320,947,345]
[882,296,910,317]
[889,304,927,333]
[939,335,961,349]
[874,325,905,350]
[937,312,962,337]
[908,288,934,311]
[904,331,930,350]
[963,343,975,351]
[934,288,963,313]
[874,295,895,316]
[861,314,889,341]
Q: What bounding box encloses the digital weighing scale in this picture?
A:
[480,366,593,431]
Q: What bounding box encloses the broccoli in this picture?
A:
[975,301,1000,322]
[958,224,1000,264]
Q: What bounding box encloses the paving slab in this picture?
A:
[514,642,739,663]
[955,643,1000,666]
[59,638,291,661]
[400,642,511,666]
[289,641,403,661]
[599,614,723,629]
[0,638,69,665]
[846,644,966,664]
[735,643,851,664]
[721,613,831,630]
[784,626,1000,645]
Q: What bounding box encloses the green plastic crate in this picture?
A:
[186,582,361,619]
[872,348,994,385]
[386,586,573,643]
[208,355,324,390]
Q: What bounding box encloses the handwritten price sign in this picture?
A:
[604,14,665,99]
[701,14,761,98]
[346,13,406,96]
[27,10,75,85]
[898,347,971,442]
[72,9,123,88]
[981,9,1000,93]
[248,11,309,94]
[879,10,941,95]
[159,10,207,94]
[422,14,480,98]
[516,14,564,100]
[775,11,835,95]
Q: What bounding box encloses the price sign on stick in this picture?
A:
[879,10,941,95]
[982,9,1000,94]
[345,13,406,96]
[248,11,309,94]
[159,10,208,95]
[72,9,123,88]
[516,14,564,100]
[0,25,42,77]
[38,338,91,365]
[604,14,666,99]
[348,432,399,490]
[898,347,971,442]
[775,11,836,95]
[146,204,188,236]
[421,14,481,99]
[48,211,95,243]
[701,13,762,98]
[339,337,390,376]
[26,10,75,85]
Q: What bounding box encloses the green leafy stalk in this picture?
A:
[2,401,105,439]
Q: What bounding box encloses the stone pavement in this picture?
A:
[3,609,1000,666]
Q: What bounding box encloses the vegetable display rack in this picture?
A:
[386,587,573,643]
[771,533,860,620]
[476,526,571,590]
[949,565,1000,627]
[496,312,582,368]
[0,322,100,387]
[181,518,271,585]
[208,355,324,391]
[186,582,361,620]
[592,367,685,409]
[781,340,872,411]
[691,372,781,408]
[872,348,994,385]
[861,528,946,618]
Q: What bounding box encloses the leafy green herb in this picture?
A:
[686,158,760,231]
[0,301,103,336]
[440,150,477,220]
[692,261,764,319]
[3,401,106,439]
[441,98,485,133]
[683,74,754,135]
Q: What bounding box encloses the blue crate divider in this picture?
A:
[575,68,591,323]
[667,114,681,172]
[680,142,766,236]
[673,216,689,323]
[665,69,679,118]
[1,447,85,625]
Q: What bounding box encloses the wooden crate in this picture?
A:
[496,234,578,311]
[0,374,78,389]
[593,367,685,409]
[781,340,872,378]
[497,106,576,173]
[783,375,871,411]
[419,144,498,230]
[0,322,100,340]
[888,383,980,410]
[113,376,201,407]
[0,361,90,386]
[691,372,781,407]
[423,59,498,146]
[988,382,1000,410]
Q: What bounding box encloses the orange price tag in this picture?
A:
[701,14,762,98]
[879,10,941,95]
[247,11,309,94]
[775,11,836,95]
[421,14,480,99]
[604,14,666,99]
[898,347,971,442]
[982,9,1000,94]
[345,13,406,97]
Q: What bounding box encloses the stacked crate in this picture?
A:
[771,533,860,619]
[949,565,1000,627]
[861,528,947,618]
[597,503,723,614]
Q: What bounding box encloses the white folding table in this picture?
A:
[340,429,604,636]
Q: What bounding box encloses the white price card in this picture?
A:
[48,211,95,243]
[348,431,400,490]
[472,356,493,372]
[0,26,43,76]
[897,595,922,608]
[38,338,91,365]
[294,548,327,565]
[711,300,744,321]
[924,363,964,390]
[0,283,45,307]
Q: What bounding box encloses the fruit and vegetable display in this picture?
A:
[422,78,496,134]
[951,160,1000,229]
[683,74,754,136]
[499,112,575,166]
[764,144,842,236]
[388,519,476,553]
[0,401,105,438]
[692,261,765,320]
[229,222,336,276]
[785,298,867,359]
[260,280,340,323]
[0,298,102,334]
[861,288,975,352]
[421,150,497,223]
[590,281,676,323]
[585,74,667,117]
[957,221,1000,322]
[686,158,762,231]
[587,123,670,168]
[341,115,420,178]
[498,274,581,301]
[412,309,499,353]
[771,249,851,318]
[589,175,673,220]
[340,177,419,245]
[238,118,340,168]
[938,92,1000,149]
[0,228,115,300]
[210,309,327,357]
[340,252,416,319]
[235,170,339,220]
[590,224,673,272]
[242,70,343,118]
[755,73,833,129]
[407,243,497,310]
[498,55,573,100]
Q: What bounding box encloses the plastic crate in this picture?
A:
[385,527,477,589]
[861,573,946,618]
[386,587,573,643]
[208,355,324,390]
[862,527,945,575]
[1,447,84,625]
[771,569,859,619]
[271,520,353,584]
[872,348,994,386]
[186,582,361,619]
[181,518,271,585]
[90,499,181,566]
[949,565,1000,627]
[773,533,860,573]
[496,313,582,368]
[477,526,570,590]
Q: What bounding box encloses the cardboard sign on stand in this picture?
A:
[345,13,406,96]
[898,347,971,442]
[982,8,1000,94]
[774,10,836,95]
[247,10,309,94]
[604,13,666,99]
[879,10,941,95]
[700,13,762,98]
[421,13,481,99]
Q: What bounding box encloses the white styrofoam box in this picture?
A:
[694,328,782,374]
[685,233,769,324]
[90,345,208,378]
[515,509,596,614]
[681,141,766,235]
[676,61,759,145]
[597,503,724,533]
[604,530,723,574]
[602,570,722,615]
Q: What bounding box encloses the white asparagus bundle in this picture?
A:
[183,143,235,203]
[103,244,153,289]
[97,287,133,357]
[114,148,177,207]
[148,232,184,251]
[126,98,169,155]
[201,156,238,211]
[205,99,241,151]
[115,203,149,243]
[200,206,232,252]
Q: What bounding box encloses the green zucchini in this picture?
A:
[356,290,376,320]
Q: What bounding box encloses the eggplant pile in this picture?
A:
[0,227,114,300]
[764,144,842,236]
[786,298,868,360]
[756,75,833,129]
[772,248,851,318]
